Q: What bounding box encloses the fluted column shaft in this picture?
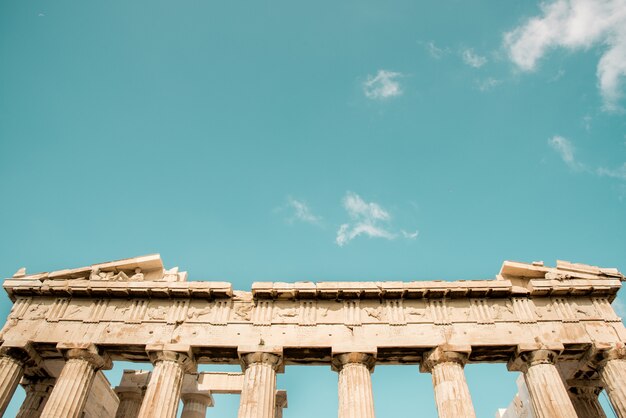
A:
[599,358,626,418]
[238,352,282,418]
[0,355,26,416]
[568,387,606,418]
[421,348,476,418]
[181,393,213,418]
[41,359,97,418]
[517,350,577,418]
[40,344,111,418]
[333,352,376,418]
[114,391,143,418]
[16,377,56,418]
[137,350,194,418]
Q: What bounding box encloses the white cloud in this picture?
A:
[504,0,626,111]
[548,135,585,170]
[401,230,419,239]
[363,70,403,100]
[462,49,488,68]
[286,197,321,225]
[477,77,501,91]
[336,192,418,246]
[426,41,447,59]
[597,163,626,180]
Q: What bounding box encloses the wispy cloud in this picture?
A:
[462,49,488,68]
[336,192,418,246]
[363,70,403,100]
[548,135,586,170]
[401,230,419,239]
[504,0,626,111]
[548,136,626,194]
[285,197,321,225]
[477,77,501,91]
[597,163,626,180]
[425,41,448,59]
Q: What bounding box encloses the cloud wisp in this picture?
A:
[548,135,584,170]
[597,163,626,180]
[425,41,448,59]
[504,0,626,111]
[363,70,403,100]
[462,49,488,68]
[548,135,626,190]
[336,192,418,246]
[283,197,322,225]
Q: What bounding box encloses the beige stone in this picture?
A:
[0,255,624,418]
[238,352,282,418]
[40,343,112,418]
[420,346,476,418]
[333,353,376,418]
[136,347,195,418]
[508,350,578,418]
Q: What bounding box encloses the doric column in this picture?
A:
[238,352,282,418]
[332,352,376,418]
[181,393,214,418]
[420,347,476,418]
[16,377,56,418]
[595,345,626,418]
[508,349,577,418]
[568,386,607,418]
[137,345,196,418]
[0,343,39,416]
[275,390,288,418]
[114,370,151,418]
[40,343,112,418]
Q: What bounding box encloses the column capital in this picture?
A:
[585,342,626,368]
[508,345,562,372]
[331,352,376,372]
[239,351,283,372]
[181,392,214,407]
[420,345,470,374]
[56,342,112,370]
[146,344,196,374]
[0,341,41,368]
[275,389,288,409]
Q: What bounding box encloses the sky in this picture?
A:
[1,0,625,416]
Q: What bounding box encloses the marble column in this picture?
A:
[137,350,195,418]
[115,390,144,418]
[0,343,40,416]
[420,347,476,418]
[114,369,151,418]
[332,352,376,418]
[568,386,607,418]
[238,352,282,418]
[181,393,214,418]
[597,348,626,418]
[508,349,577,418]
[16,377,56,418]
[275,390,288,418]
[40,343,111,418]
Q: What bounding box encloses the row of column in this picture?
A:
[1,343,626,418]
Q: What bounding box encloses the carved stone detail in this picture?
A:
[211,300,231,325]
[429,299,450,325]
[299,301,316,326]
[253,301,273,326]
[344,300,361,326]
[46,298,70,322]
[512,298,537,324]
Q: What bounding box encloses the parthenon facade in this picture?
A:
[0,254,625,417]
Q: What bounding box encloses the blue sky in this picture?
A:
[1,0,625,416]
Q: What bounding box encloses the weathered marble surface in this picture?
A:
[0,255,624,418]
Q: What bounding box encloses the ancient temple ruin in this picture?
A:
[0,254,625,418]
